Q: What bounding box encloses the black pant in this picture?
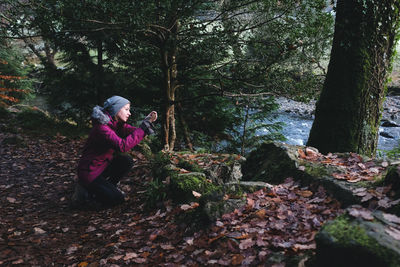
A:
[86,154,133,206]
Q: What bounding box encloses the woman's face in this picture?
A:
[116,103,131,122]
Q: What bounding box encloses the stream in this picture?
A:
[258,96,400,154]
[262,112,399,152]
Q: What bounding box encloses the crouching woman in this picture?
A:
[72,96,157,207]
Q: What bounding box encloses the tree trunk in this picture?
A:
[307,0,400,157]
[241,104,250,156]
[161,20,179,151]
[177,103,194,151]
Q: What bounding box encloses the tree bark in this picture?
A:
[307,0,400,157]
[161,20,179,151]
[177,103,194,151]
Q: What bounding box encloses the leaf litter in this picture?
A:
[1,130,398,265]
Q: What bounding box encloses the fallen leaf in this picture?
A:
[361,193,374,202]
[332,173,346,180]
[11,259,24,265]
[385,226,400,240]
[180,204,191,211]
[124,252,138,260]
[293,243,316,250]
[247,197,255,209]
[7,197,16,203]
[383,213,400,224]
[296,190,313,198]
[254,209,267,219]
[347,177,362,183]
[298,149,307,159]
[239,238,255,250]
[378,199,391,209]
[78,262,88,267]
[133,258,147,264]
[110,255,123,261]
[66,244,79,255]
[305,147,319,159]
[160,244,175,250]
[231,254,244,265]
[208,233,225,244]
[192,190,202,198]
[348,207,374,221]
[34,227,46,234]
[369,168,380,174]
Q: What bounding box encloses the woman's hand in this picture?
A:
[146,111,157,122]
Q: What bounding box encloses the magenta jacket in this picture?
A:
[77,106,146,185]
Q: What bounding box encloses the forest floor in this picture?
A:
[0,131,345,266]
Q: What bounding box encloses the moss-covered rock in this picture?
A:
[314,213,400,267]
[225,181,273,194]
[169,172,221,204]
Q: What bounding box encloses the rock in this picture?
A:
[225,181,273,194]
[242,142,300,184]
[314,209,400,267]
[381,120,400,127]
[380,132,395,139]
[203,199,245,222]
[205,160,244,185]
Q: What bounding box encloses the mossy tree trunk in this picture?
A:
[307,0,400,157]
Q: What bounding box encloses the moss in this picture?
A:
[323,216,374,246]
[303,162,329,177]
[169,173,221,203]
[177,158,204,173]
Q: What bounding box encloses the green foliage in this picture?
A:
[225,96,285,155]
[144,178,168,209]
[150,152,173,181]
[177,159,204,173]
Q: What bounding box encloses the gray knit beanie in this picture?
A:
[103,96,130,116]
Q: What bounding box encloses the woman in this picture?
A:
[72,95,157,207]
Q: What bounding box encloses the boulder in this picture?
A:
[314,208,400,267]
[204,155,245,185]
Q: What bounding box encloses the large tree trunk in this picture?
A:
[307,0,400,157]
